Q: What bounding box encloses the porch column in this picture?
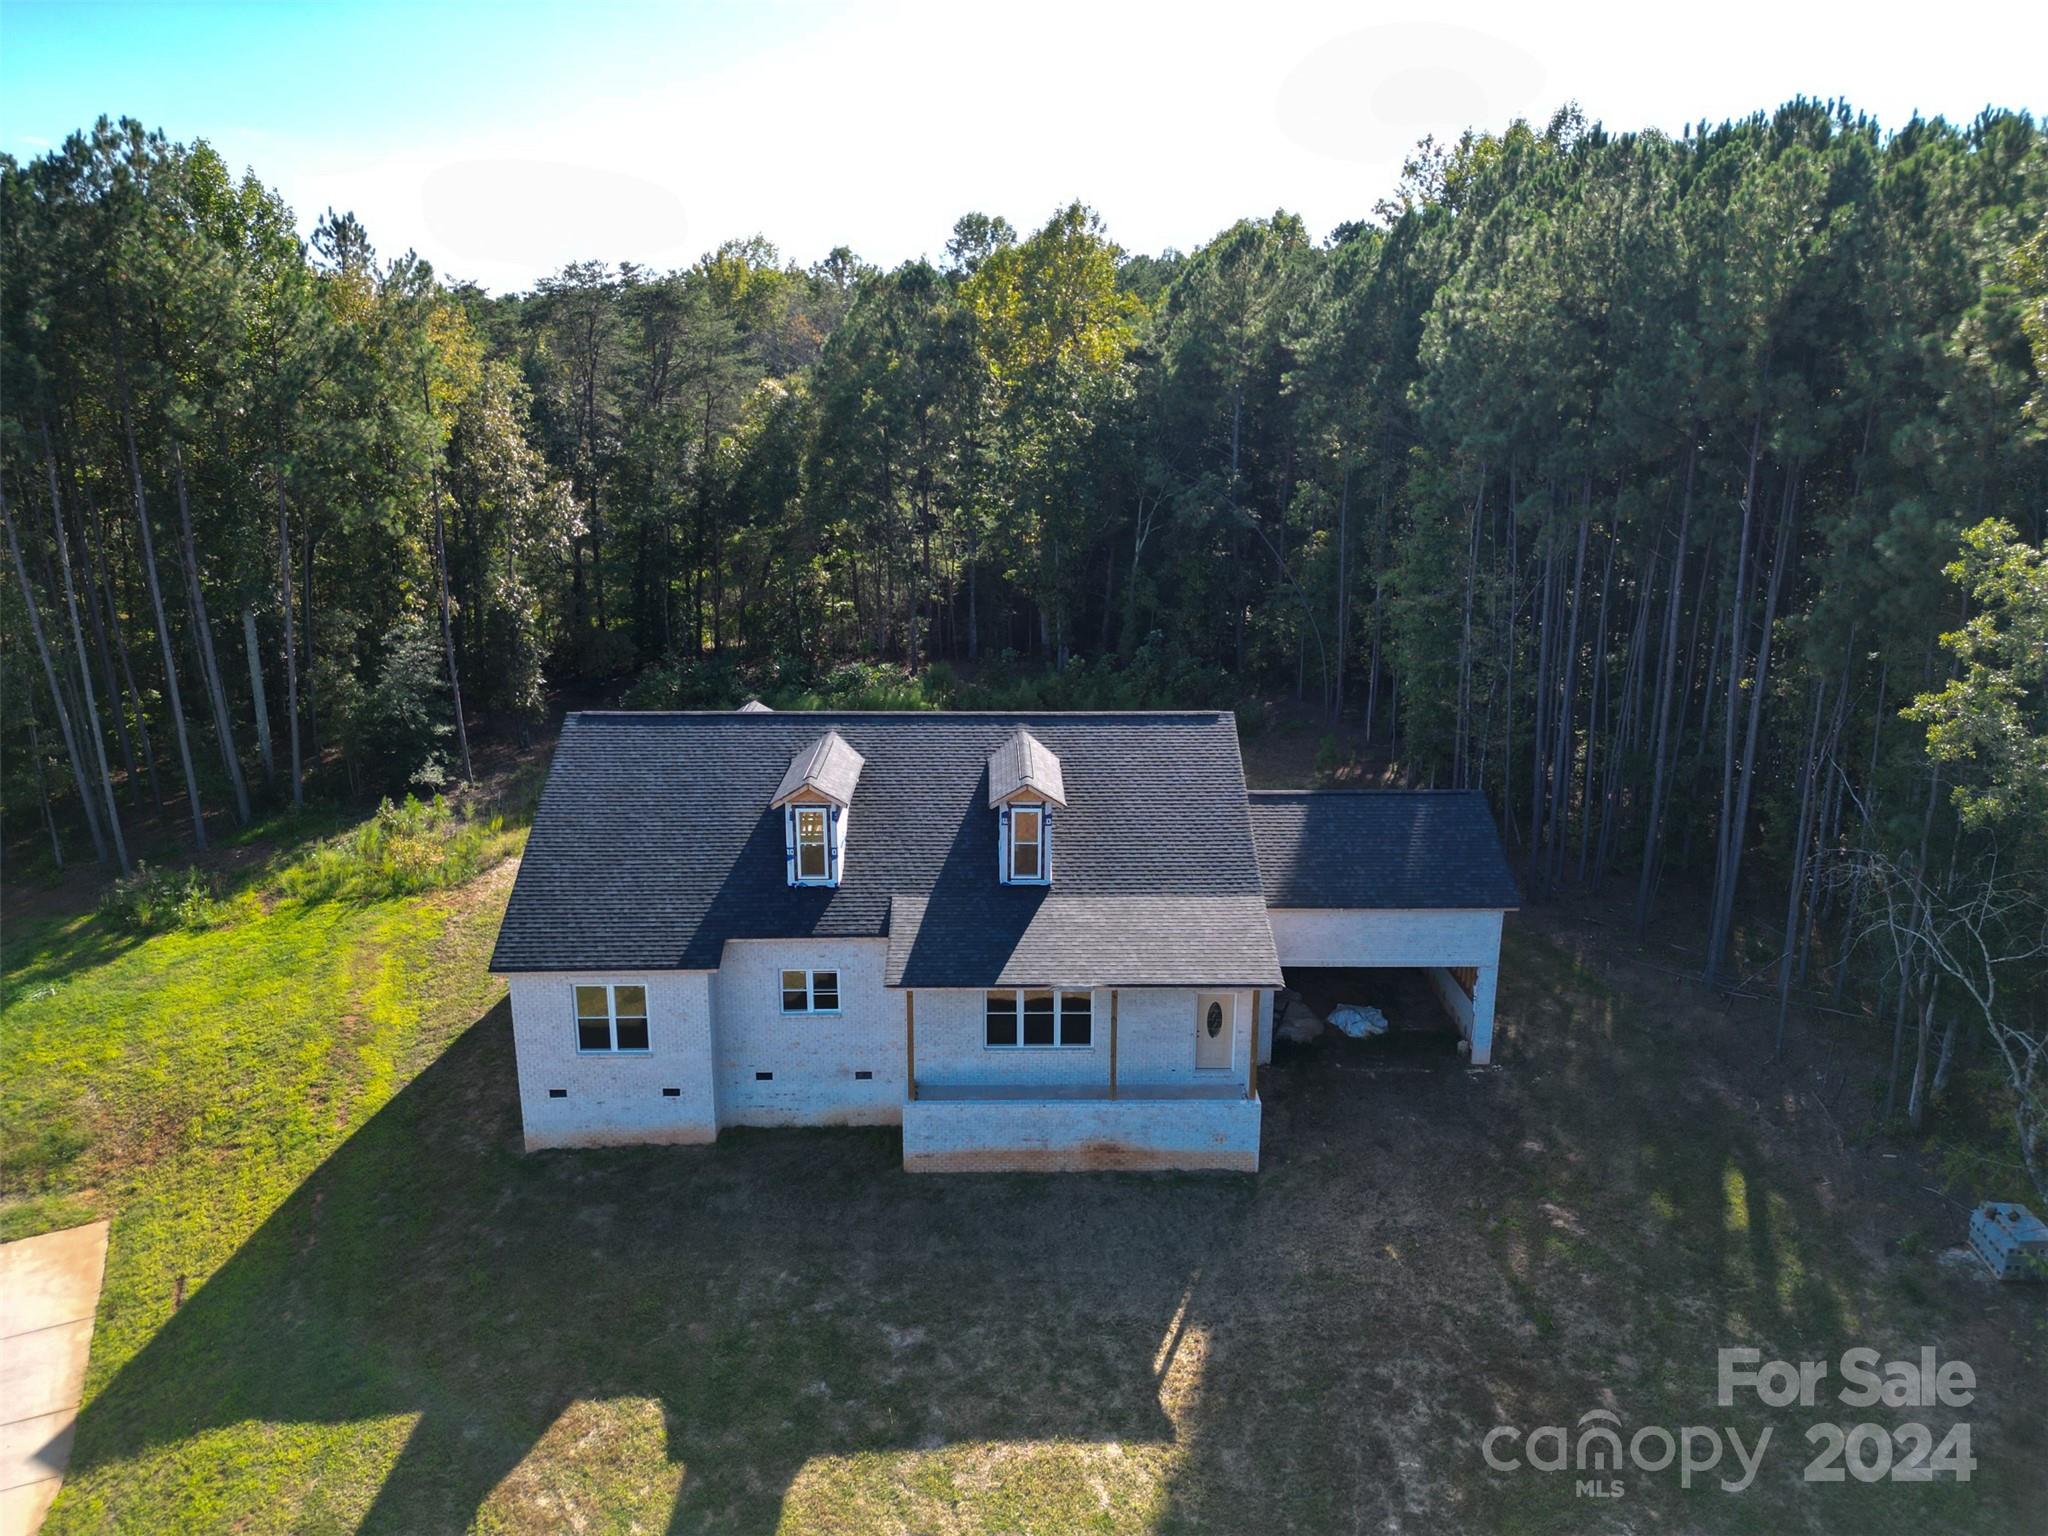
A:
[1469,966,1498,1066]
[1248,989,1260,1100]
[1108,989,1118,1100]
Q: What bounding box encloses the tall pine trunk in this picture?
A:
[1527,537,1556,858]
[112,323,207,847]
[1707,475,1796,986]
[50,425,143,811]
[1333,463,1350,723]
[1544,503,1590,889]
[80,483,160,809]
[1774,676,1827,1054]
[1704,420,1765,985]
[4,477,112,866]
[276,471,303,809]
[1576,523,1616,884]
[422,374,474,785]
[43,445,130,871]
[1635,444,1694,934]
[29,715,65,868]
[171,442,250,824]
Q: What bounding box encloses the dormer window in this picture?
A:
[990,728,1065,886]
[773,730,864,888]
[1009,804,1045,881]
[792,805,834,883]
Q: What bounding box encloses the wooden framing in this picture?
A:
[1109,989,1119,1099]
[1248,989,1260,1100]
[905,989,916,1101]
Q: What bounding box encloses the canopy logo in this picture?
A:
[1481,1346,1978,1499]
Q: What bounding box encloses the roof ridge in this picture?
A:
[563,708,1237,718]
[1247,787,1488,797]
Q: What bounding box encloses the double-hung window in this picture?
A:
[575,984,650,1053]
[1007,804,1047,882]
[984,988,1092,1048]
[781,968,841,1014]
[793,807,831,881]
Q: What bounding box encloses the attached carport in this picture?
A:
[1246,791,1520,1065]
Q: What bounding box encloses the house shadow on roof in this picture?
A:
[64,998,1242,1531]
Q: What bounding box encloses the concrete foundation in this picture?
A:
[901,1093,1261,1173]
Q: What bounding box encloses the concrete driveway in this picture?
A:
[0,1221,108,1536]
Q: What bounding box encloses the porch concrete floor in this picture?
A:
[914,1081,1249,1103]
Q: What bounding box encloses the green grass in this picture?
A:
[3,822,2044,1533]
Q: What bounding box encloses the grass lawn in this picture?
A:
[3,813,2044,1532]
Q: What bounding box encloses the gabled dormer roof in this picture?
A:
[771,730,865,807]
[987,728,1066,807]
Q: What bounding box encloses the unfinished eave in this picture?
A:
[987,728,1067,808]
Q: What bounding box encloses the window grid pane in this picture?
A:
[797,809,828,878]
[986,991,1018,1046]
[1022,989,1056,1046]
[577,1018,612,1051]
[1011,808,1041,880]
[1060,991,1092,1046]
[614,1017,650,1051]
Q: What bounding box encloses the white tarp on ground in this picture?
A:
[1328,1004,1389,1039]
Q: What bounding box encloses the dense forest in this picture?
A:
[4,104,2046,1179]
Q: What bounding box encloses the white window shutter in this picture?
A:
[827,805,842,885]
[783,806,796,886]
[998,804,1011,884]
[1041,806,1052,883]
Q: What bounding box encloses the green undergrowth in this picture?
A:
[620,634,1265,723]
[93,794,519,936]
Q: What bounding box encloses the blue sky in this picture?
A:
[5,0,2043,293]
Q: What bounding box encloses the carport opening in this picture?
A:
[1273,966,1465,1062]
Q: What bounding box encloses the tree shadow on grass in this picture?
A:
[67,998,1242,1532]
[0,911,145,1001]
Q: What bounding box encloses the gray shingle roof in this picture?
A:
[1247,790,1521,910]
[492,711,1281,985]
[886,893,1278,987]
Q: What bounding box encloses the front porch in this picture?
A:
[901,1088,1261,1173]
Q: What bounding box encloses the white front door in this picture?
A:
[1194,992,1235,1071]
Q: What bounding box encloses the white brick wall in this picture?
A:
[507,945,1292,1152]
[1265,907,1504,968]
[902,1095,1261,1172]
[508,970,718,1149]
[1114,987,1255,1089]
[712,938,904,1126]
[909,986,1255,1094]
